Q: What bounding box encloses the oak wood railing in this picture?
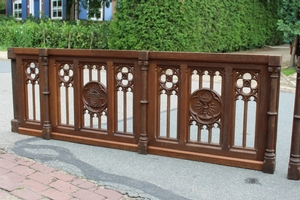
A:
[8,48,282,173]
[288,57,300,179]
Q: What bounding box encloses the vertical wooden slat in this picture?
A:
[166,94,170,138]
[32,84,36,120]
[107,61,115,136]
[65,86,69,125]
[222,67,232,150]
[243,101,248,148]
[123,91,127,132]
[73,60,80,131]
[178,64,188,145]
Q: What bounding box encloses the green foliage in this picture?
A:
[282,66,297,76]
[109,0,282,52]
[0,0,5,14]
[277,0,300,43]
[0,17,110,49]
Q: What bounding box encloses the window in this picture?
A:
[88,3,104,21]
[13,0,22,19]
[52,0,62,19]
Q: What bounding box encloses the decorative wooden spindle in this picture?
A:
[263,56,281,174]
[288,57,300,180]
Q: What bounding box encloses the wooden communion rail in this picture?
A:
[8,48,281,173]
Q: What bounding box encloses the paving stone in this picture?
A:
[0,159,18,170]
[30,163,56,174]
[0,167,9,176]
[40,188,72,200]
[50,171,75,182]
[28,171,56,185]
[0,188,19,200]
[71,178,87,186]
[16,157,35,166]
[0,153,19,161]
[21,179,49,193]
[0,189,11,199]
[0,172,26,183]
[49,179,79,194]
[12,188,42,200]
[77,180,98,190]
[72,189,105,200]
[0,178,21,191]
[94,188,123,200]
[11,165,35,176]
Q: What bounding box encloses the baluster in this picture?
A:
[8,48,20,133]
[263,56,281,174]
[288,57,300,179]
[40,49,52,140]
[138,51,149,154]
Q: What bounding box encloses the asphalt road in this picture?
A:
[1,59,300,199]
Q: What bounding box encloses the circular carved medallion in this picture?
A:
[82,81,107,114]
[189,89,222,124]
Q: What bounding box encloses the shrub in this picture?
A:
[0,17,110,49]
[109,0,283,52]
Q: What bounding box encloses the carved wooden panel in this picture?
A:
[58,63,74,126]
[188,69,223,145]
[24,60,40,121]
[115,65,134,134]
[158,67,179,139]
[233,71,259,149]
[81,63,107,130]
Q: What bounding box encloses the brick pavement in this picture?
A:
[0,150,136,200]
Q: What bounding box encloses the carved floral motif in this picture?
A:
[82,81,107,114]
[189,89,222,124]
[25,62,39,83]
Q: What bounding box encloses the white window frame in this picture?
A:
[29,0,42,18]
[88,3,104,21]
[13,0,22,20]
[51,0,63,19]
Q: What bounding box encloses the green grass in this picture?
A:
[0,46,7,51]
[282,67,297,76]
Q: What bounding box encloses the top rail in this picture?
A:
[8,48,282,66]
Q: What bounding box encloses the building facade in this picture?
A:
[6,0,116,20]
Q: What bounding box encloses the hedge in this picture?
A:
[0,0,283,52]
[109,0,283,52]
[0,17,110,49]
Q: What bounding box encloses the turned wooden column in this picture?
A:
[138,51,149,154]
[8,48,20,133]
[39,49,52,140]
[288,57,300,180]
[263,56,281,174]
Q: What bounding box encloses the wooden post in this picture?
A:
[39,49,52,140]
[8,48,19,133]
[263,56,281,174]
[288,57,300,180]
[138,51,149,154]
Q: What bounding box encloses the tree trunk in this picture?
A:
[290,36,299,68]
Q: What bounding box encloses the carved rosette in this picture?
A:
[189,89,222,124]
[82,81,108,115]
[159,67,179,95]
[235,72,259,99]
[115,66,134,92]
[58,63,74,86]
[25,61,39,84]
